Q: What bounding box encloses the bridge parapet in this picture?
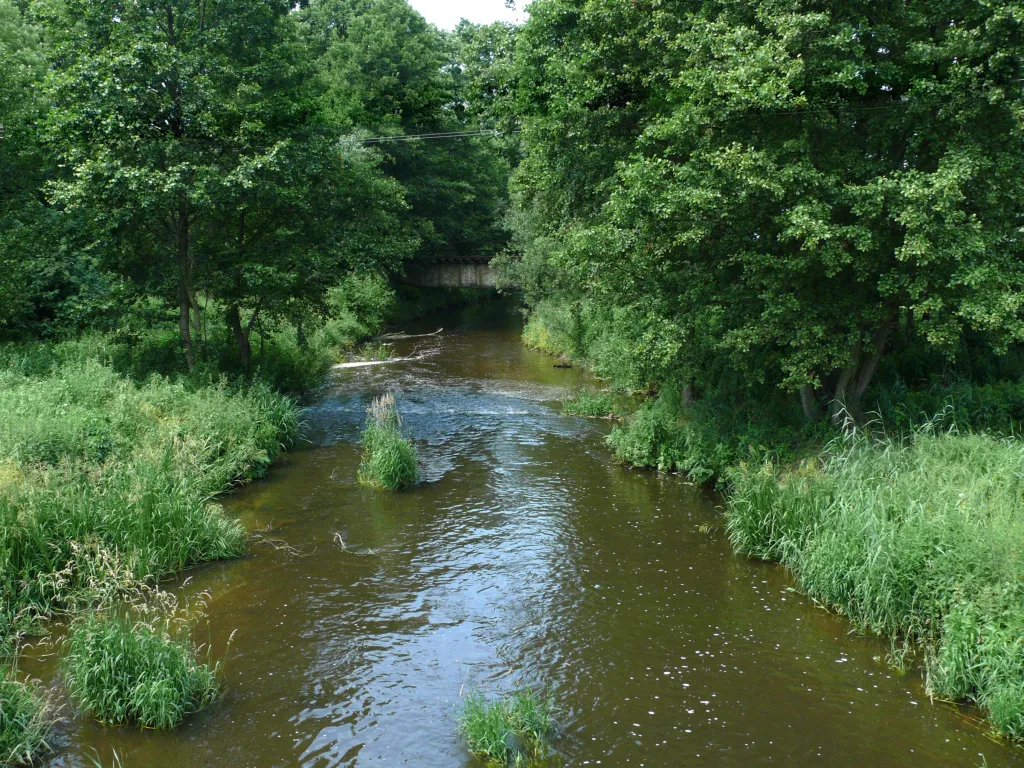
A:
[401,255,497,288]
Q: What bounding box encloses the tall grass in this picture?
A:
[0,272,396,397]
[868,377,1024,436]
[0,356,299,654]
[727,429,1024,738]
[607,387,825,484]
[358,393,418,491]
[458,690,557,767]
[63,607,221,729]
[0,674,50,766]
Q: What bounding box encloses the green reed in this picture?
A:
[63,609,221,730]
[0,356,299,654]
[0,674,50,766]
[727,428,1024,739]
[357,393,418,491]
[458,689,557,767]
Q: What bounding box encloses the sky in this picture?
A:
[407,0,526,30]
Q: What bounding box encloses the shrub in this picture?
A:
[727,430,1024,738]
[607,388,821,484]
[867,377,1024,435]
[357,394,418,491]
[63,610,221,729]
[562,389,618,418]
[458,690,556,767]
[0,675,50,766]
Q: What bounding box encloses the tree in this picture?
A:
[301,0,511,261]
[509,0,1024,420]
[42,0,412,369]
[0,0,53,337]
[203,137,413,369]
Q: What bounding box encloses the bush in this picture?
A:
[520,299,692,392]
[63,610,221,729]
[458,690,556,767]
[0,675,49,766]
[0,272,396,397]
[867,377,1024,435]
[607,387,822,484]
[357,394,418,491]
[727,430,1024,738]
[562,389,618,418]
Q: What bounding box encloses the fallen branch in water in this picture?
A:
[332,349,440,369]
[375,328,443,341]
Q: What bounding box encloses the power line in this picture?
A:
[339,128,521,144]
[336,103,927,145]
[338,101,949,146]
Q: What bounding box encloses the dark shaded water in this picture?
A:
[28,309,1024,767]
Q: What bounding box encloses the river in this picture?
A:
[31,306,1024,767]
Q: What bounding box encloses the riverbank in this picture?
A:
[0,342,300,759]
[523,304,1024,743]
[0,281,386,760]
[730,432,1024,739]
[0,282,506,763]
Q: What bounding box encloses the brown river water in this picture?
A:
[26,306,1024,767]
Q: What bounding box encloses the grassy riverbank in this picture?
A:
[523,305,1024,741]
[0,342,300,755]
[0,347,300,645]
[729,431,1024,738]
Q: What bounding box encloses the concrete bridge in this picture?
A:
[400,254,497,289]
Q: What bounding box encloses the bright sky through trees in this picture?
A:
[407,0,524,29]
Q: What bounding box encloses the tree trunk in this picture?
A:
[853,318,894,403]
[800,384,821,422]
[682,381,696,408]
[830,344,861,426]
[176,201,194,371]
[829,317,895,425]
[227,304,251,371]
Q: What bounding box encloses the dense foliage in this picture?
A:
[503,0,1024,421]
[0,675,49,766]
[0,0,510,373]
[299,0,512,262]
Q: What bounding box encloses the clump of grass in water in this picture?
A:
[358,393,418,491]
[356,341,394,362]
[0,674,51,766]
[726,427,1024,740]
[458,690,556,767]
[562,389,618,419]
[62,589,224,730]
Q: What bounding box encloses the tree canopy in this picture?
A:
[0,0,512,368]
[506,0,1024,418]
[300,0,511,259]
[5,0,1023,407]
